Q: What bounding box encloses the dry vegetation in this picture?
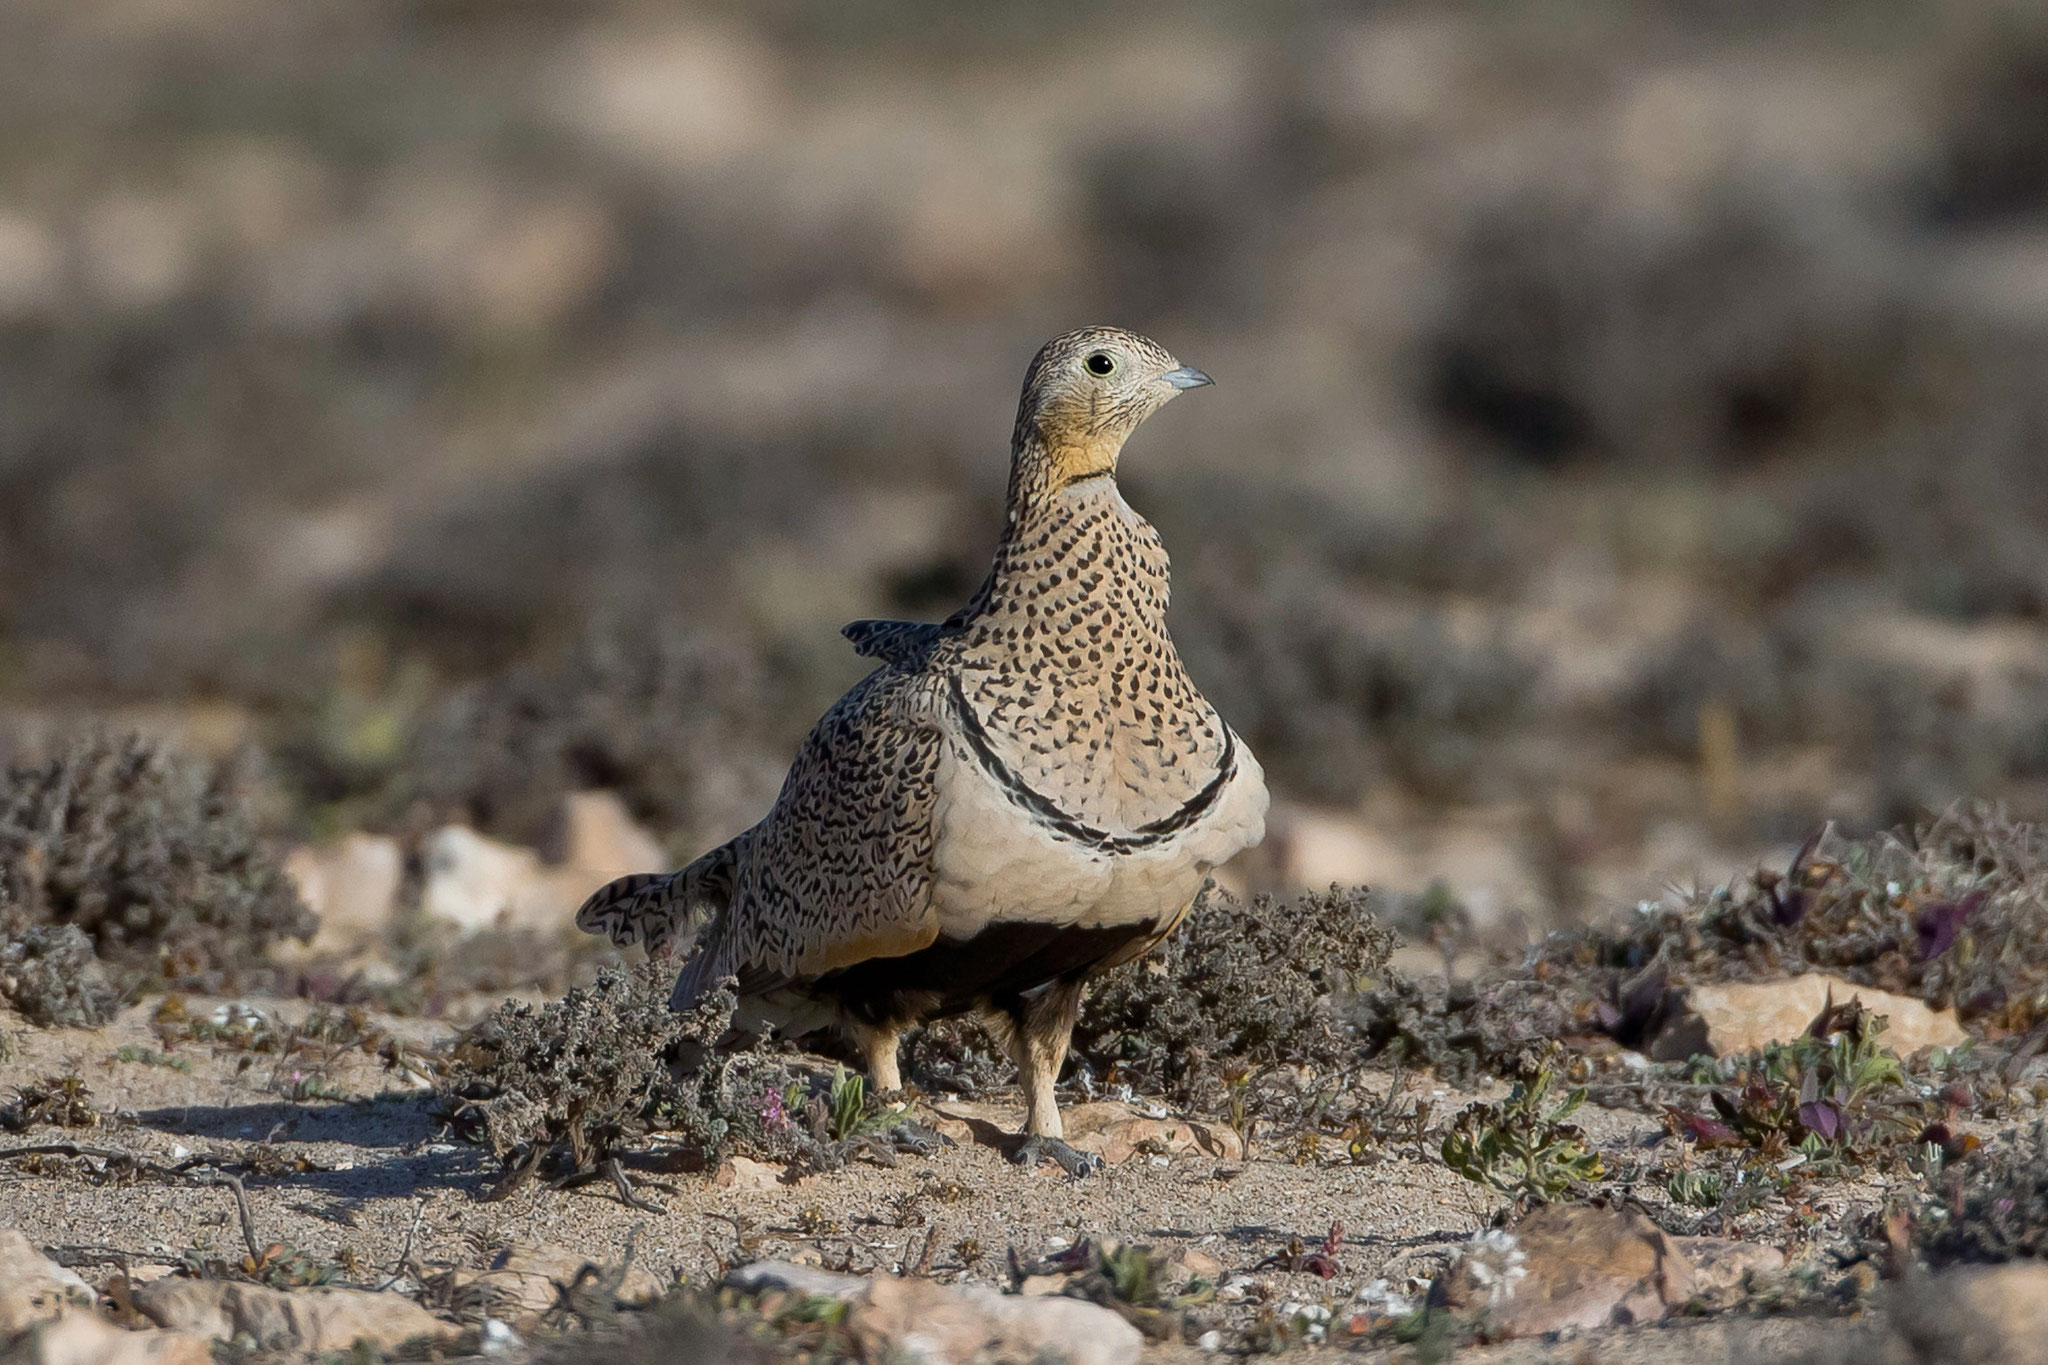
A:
[4,0,2048,1360]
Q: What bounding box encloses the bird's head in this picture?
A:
[1011,325,1211,486]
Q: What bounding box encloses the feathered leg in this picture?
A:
[1002,980,1099,1176]
[853,1021,903,1093]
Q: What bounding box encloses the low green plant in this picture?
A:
[814,1067,895,1144]
[1666,999,1918,1160]
[1665,1165,1724,1208]
[1441,1054,1603,1201]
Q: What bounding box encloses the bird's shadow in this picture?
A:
[128,1093,488,1200]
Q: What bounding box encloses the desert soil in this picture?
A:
[0,990,1928,1364]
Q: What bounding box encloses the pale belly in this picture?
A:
[928,732,1269,938]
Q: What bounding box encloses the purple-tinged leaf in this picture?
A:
[1798,1101,1841,1141]
[1667,1107,1740,1146]
[1916,889,1990,960]
[1770,827,1827,925]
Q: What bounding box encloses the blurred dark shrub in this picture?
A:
[1071,883,1395,1111]
[375,621,793,852]
[1917,1121,2048,1265]
[0,911,120,1028]
[1181,563,1532,805]
[1426,185,1915,470]
[1924,16,2048,223]
[0,733,313,988]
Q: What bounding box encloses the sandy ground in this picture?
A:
[0,994,1925,1363]
[0,997,1497,1284]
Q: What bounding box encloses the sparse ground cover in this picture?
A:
[7,2,2048,1360]
[2,796,2046,1362]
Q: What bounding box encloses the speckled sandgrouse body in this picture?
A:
[578,326,1268,1169]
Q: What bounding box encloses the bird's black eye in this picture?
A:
[1084,352,1116,376]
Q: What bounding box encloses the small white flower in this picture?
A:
[1353,1277,1416,1317]
[1459,1229,1527,1307]
[480,1320,522,1355]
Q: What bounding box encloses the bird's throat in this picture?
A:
[1010,431,1122,505]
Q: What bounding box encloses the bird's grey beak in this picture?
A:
[1160,365,1212,390]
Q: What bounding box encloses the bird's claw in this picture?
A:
[888,1121,950,1157]
[1011,1134,1103,1178]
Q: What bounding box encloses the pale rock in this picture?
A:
[0,1229,93,1335]
[1273,807,1403,890]
[714,1156,786,1193]
[725,1263,1142,1365]
[281,833,404,957]
[1440,1206,1694,1337]
[1649,973,1968,1062]
[1678,1236,1785,1307]
[428,1243,662,1330]
[856,1275,1140,1365]
[551,24,788,173]
[420,794,667,936]
[0,212,63,321]
[78,192,203,312]
[419,826,559,933]
[130,1281,457,1353]
[1061,1102,1244,1165]
[1892,1262,2048,1365]
[563,791,667,885]
[3,1314,211,1365]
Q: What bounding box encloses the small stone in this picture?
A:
[1196,1329,1224,1352]
[1676,1236,1785,1307]
[429,1243,663,1329]
[562,791,668,884]
[131,1281,458,1353]
[714,1156,785,1193]
[6,1313,212,1365]
[1649,973,1967,1061]
[0,1228,94,1335]
[1892,1263,2048,1365]
[1440,1206,1694,1338]
[281,833,404,957]
[726,1263,1142,1365]
[417,826,601,933]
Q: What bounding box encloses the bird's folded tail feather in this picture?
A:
[573,837,739,961]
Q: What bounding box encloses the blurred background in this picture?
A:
[5,0,2048,954]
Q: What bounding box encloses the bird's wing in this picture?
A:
[683,667,946,1001]
[841,618,943,667]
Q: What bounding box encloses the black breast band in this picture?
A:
[946,672,1236,854]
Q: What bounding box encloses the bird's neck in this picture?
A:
[1006,427,1125,504]
[954,467,1171,648]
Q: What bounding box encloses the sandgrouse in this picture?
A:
[577,326,1269,1173]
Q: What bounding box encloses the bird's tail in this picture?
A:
[666,936,727,1013]
[573,836,739,962]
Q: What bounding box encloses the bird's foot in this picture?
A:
[888,1120,949,1157]
[1010,1134,1102,1178]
